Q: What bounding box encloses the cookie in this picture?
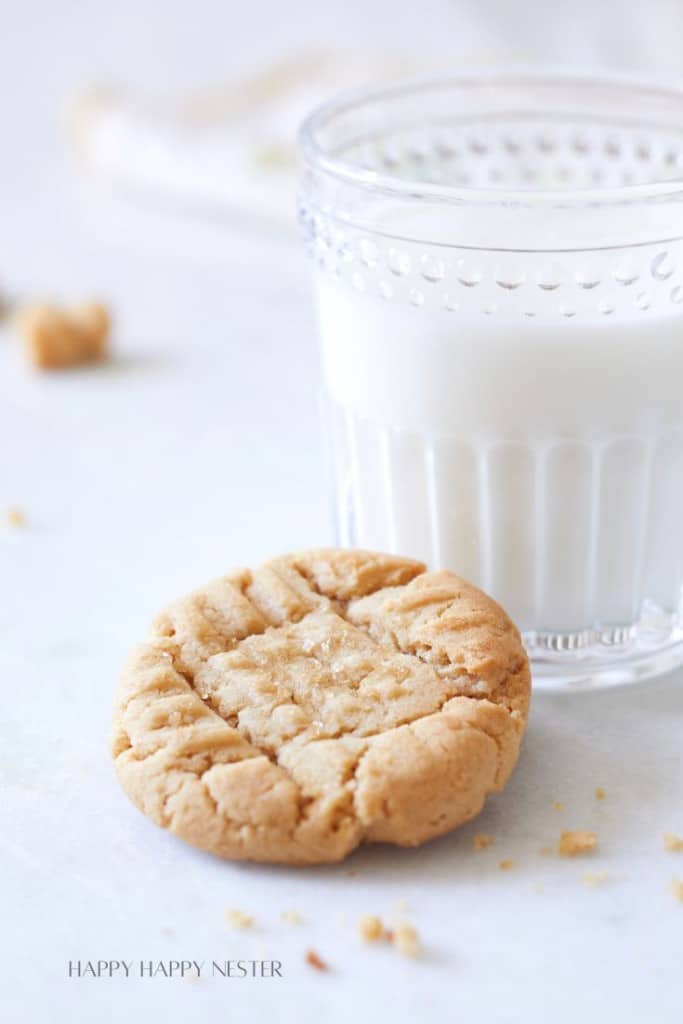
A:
[111,549,530,864]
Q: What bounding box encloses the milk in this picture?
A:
[316,272,683,643]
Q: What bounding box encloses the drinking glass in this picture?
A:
[298,74,683,688]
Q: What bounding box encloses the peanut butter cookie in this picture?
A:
[111,549,530,864]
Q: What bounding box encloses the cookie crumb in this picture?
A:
[6,506,26,528]
[225,909,253,929]
[392,924,420,959]
[558,830,597,857]
[663,833,683,853]
[305,949,328,971]
[473,833,494,851]
[595,786,606,800]
[358,915,386,943]
[553,802,564,812]
[16,300,110,370]
[498,858,515,871]
[582,871,609,888]
[281,910,302,925]
[670,879,683,903]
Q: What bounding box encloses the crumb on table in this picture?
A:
[6,506,26,528]
[16,300,110,370]
[553,802,564,812]
[664,833,683,853]
[595,787,606,800]
[281,910,302,925]
[305,949,329,971]
[225,909,253,929]
[473,833,495,851]
[581,871,609,888]
[498,858,515,871]
[392,923,420,959]
[558,830,597,857]
[669,878,683,903]
[358,915,386,943]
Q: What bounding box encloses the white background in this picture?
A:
[1,3,682,1022]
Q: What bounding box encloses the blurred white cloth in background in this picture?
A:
[67,50,454,227]
[66,1,683,228]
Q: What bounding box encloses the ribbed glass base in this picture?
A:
[526,607,683,689]
[323,393,683,690]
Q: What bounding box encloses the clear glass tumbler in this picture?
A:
[298,74,683,689]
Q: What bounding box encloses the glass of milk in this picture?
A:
[298,74,683,688]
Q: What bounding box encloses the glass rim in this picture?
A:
[298,70,683,209]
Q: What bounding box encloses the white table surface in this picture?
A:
[2,4,682,1022]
